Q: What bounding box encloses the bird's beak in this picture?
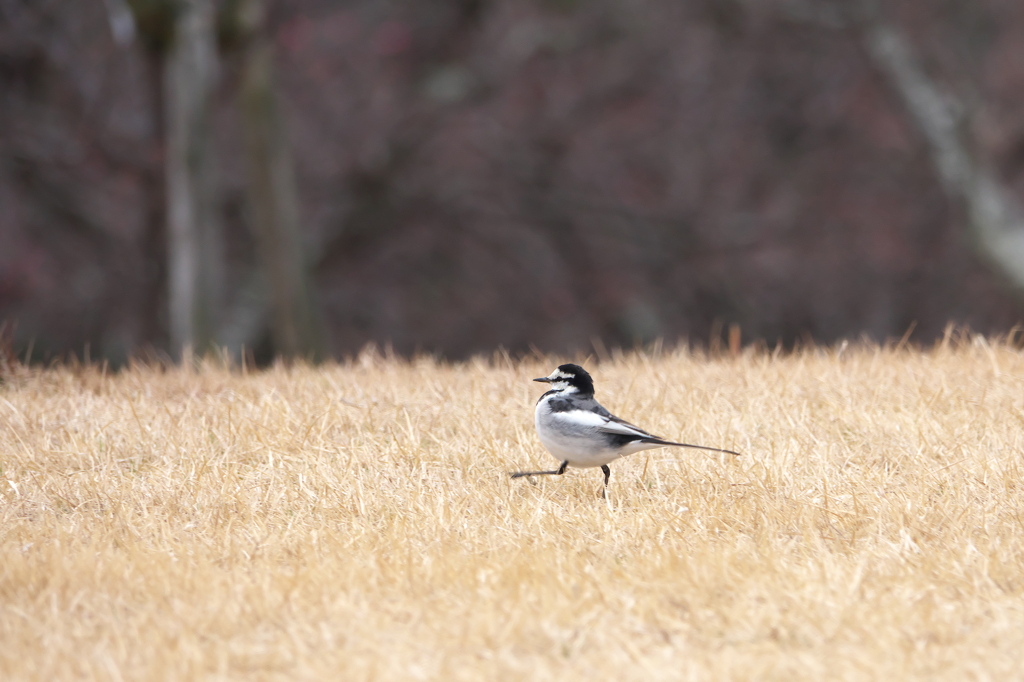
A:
[533,377,552,383]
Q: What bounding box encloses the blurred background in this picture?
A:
[2,0,1024,365]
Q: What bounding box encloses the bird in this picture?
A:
[511,363,741,493]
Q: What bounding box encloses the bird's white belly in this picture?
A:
[537,430,620,467]
[535,403,620,467]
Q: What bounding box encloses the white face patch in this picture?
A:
[545,369,574,390]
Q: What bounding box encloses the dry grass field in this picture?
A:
[2,336,1024,680]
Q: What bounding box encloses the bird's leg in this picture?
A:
[601,464,611,499]
[510,460,569,479]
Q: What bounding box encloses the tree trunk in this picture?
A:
[235,0,326,361]
[165,0,222,360]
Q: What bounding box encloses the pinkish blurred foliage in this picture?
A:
[1,0,1024,363]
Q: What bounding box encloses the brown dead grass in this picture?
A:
[2,337,1024,680]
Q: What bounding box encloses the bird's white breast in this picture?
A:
[534,394,622,467]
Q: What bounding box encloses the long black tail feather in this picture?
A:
[641,438,743,457]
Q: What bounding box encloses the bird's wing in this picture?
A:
[569,401,655,438]
[546,396,660,440]
[545,405,640,433]
[595,417,657,439]
[587,404,658,439]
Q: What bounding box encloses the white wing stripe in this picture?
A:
[550,410,652,438]
[596,421,652,438]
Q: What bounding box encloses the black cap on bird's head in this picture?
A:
[534,363,595,395]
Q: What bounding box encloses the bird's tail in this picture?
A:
[640,437,742,457]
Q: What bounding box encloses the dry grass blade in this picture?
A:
[2,340,1024,679]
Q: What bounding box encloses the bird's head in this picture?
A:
[534,363,595,395]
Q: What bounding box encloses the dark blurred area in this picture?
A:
[2,0,1024,365]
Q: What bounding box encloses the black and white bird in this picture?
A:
[511,363,741,492]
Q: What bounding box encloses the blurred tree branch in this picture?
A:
[859,17,1024,293]
[164,0,223,358]
[230,0,326,361]
[786,0,1024,294]
[102,0,137,46]
[124,0,326,361]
